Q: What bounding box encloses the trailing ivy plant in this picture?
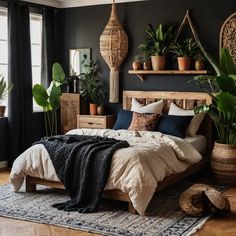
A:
[193,48,236,145]
[32,63,66,137]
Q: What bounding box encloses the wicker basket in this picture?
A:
[100,0,128,103]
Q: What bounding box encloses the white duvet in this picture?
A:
[10,129,202,215]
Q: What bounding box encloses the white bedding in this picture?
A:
[10,129,202,215]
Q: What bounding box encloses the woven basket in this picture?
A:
[100,0,128,103]
[179,183,230,216]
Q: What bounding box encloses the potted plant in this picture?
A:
[193,47,236,185]
[171,38,197,70]
[194,51,205,70]
[142,54,152,70]
[139,23,176,70]
[132,55,143,70]
[0,74,13,117]
[79,59,104,115]
[32,63,66,137]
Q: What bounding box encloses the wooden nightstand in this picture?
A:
[77,115,116,129]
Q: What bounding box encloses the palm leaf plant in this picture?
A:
[193,48,236,144]
[0,74,13,104]
[32,63,66,137]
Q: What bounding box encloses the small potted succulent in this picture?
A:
[0,74,13,117]
[132,55,143,70]
[171,38,197,70]
[142,55,152,70]
[79,59,104,115]
[194,51,205,70]
[139,23,176,70]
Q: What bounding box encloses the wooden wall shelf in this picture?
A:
[128,70,210,81]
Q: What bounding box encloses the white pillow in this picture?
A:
[168,102,205,137]
[131,98,164,114]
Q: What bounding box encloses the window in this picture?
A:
[30,13,42,112]
[0,7,8,112]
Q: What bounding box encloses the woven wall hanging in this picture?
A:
[100,0,128,103]
[220,12,236,65]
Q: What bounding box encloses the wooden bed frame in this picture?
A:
[26,91,212,214]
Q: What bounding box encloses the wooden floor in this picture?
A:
[1,169,236,236]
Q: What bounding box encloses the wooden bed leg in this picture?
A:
[128,201,138,214]
[26,177,36,192]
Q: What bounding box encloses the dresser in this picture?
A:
[77,115,116,129]
[60,93,87,134]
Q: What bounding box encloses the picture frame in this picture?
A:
[69,48,91,76]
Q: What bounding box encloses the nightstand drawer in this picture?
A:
[77,115,116,129]
[79,117,106,129]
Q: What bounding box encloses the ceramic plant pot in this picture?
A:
[143,61,152,70]
[90,103,98,115]
[195,60,205,70]
[151,55,166,70]
[0,106,6,117]
[177,57,191,70]
[132,61,143,70]
[97,106,105,116]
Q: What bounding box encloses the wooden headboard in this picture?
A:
[123,90,213,158]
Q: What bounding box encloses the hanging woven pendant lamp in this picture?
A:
[100,0,128,103]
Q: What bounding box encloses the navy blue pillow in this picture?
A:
[113,109,133,130]
[156,115,193,138]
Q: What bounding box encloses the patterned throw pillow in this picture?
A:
[128,112,160,131]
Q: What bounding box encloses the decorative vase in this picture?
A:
[90,103,98,115]
[97,105,105,116]
[211,141,236,186]
[151,55,166,70]
[0,106,6,117]
[195,60,205,70]
[143,61,152,70]
[132,61,142,70]
[177,57,191,70]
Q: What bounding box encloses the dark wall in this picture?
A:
[56,0,236,113]
[0,118,8,161]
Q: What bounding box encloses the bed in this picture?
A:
[10,91,212,215]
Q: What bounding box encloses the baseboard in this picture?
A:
[0,161,8,169]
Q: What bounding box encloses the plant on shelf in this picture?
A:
[193,47,236,185]
[194,50,205,70]
[32,63,66,137]
[132,55,143,70]
[79,59,104,115]
[0,74,13,117]
[139,23,176,70]
[171,38,198,70]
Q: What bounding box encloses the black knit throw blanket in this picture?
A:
[36,135,129,213]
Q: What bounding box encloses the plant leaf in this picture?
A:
[49,83,61,110]
[216,92,236,113]
[32,84,49,109]
[52,63,65,83]
[216,76,236,95]
[220,48,236,75]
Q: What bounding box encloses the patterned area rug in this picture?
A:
[0,181,222,236]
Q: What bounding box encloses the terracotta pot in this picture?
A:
[151,55,166,70]
[143,61,152,70]
[0,106,6,117]
[90,103,98,115]
[132,61,142,70]
[97,106,105,116]
[211,141,236,186]
[195,60,205,70]
[177,57,191,70]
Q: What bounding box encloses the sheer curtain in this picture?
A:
[8,0,33,165]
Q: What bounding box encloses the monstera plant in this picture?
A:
[33,63,65,137]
